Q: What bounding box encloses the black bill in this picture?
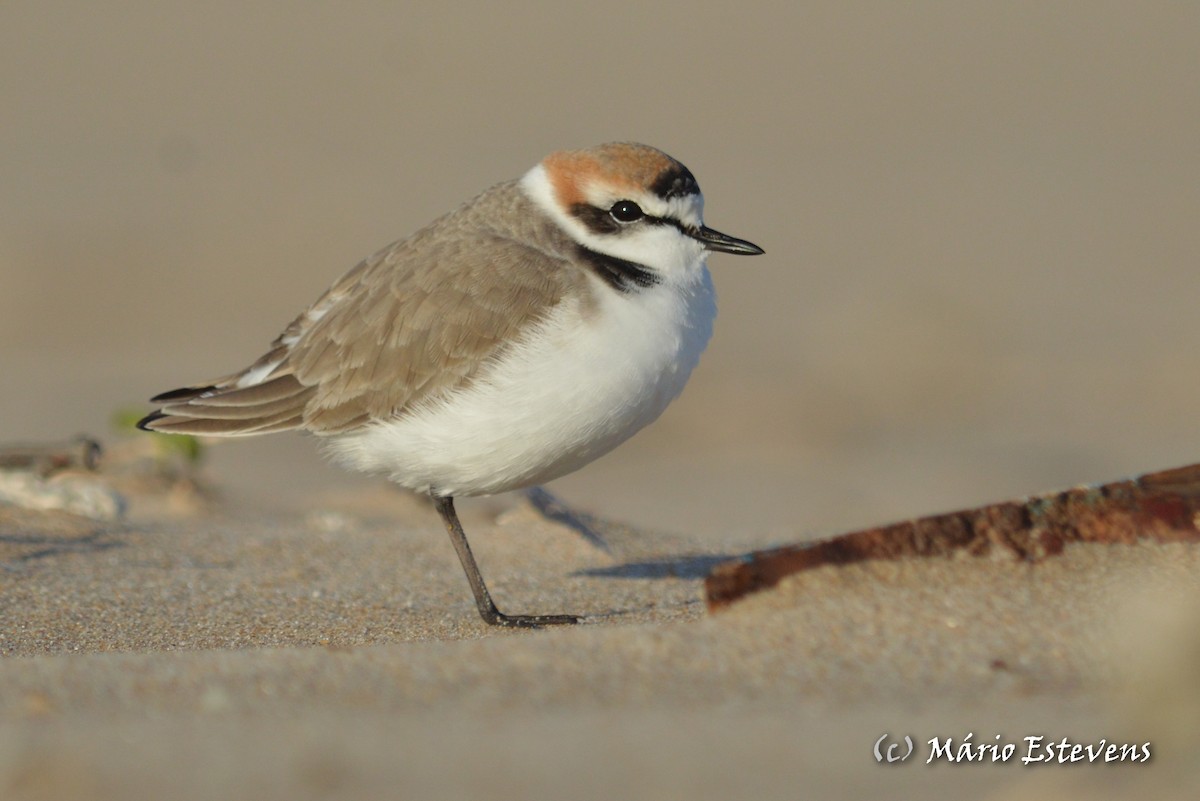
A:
[690,225,765,255]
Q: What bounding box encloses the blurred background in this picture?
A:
[2,2,1198,543]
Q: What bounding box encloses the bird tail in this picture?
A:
[137,357,314,437]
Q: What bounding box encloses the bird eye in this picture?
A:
[609,200,644,223]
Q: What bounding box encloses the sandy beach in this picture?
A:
[4,4,1200,799]
[3,478,1199,799]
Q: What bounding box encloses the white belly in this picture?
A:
[325,270,716,496]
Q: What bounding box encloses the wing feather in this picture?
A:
[138,181,583,438]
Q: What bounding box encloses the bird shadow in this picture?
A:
[523,486,613,553]
[0,529,123,572]
[522,486,742,581]
[572,553,735,581]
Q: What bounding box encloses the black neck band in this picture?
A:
[575,246,660,293]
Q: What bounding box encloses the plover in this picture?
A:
[139,142,763,627]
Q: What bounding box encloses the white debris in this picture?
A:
[0,470,127,521]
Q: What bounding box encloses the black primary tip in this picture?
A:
[149,385,216,403]
[136,411,167,432]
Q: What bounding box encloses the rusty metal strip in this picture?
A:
[705,463,1200,610]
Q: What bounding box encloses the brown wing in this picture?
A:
[291,225,571,433]
[139,188,575,438]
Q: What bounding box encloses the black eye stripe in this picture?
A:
[569,203,690,237]
[642,215,689,234]
[570,203,620,235]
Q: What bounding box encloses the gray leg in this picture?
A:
[433,495,580,628]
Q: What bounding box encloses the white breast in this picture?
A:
[325,269,716,496]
